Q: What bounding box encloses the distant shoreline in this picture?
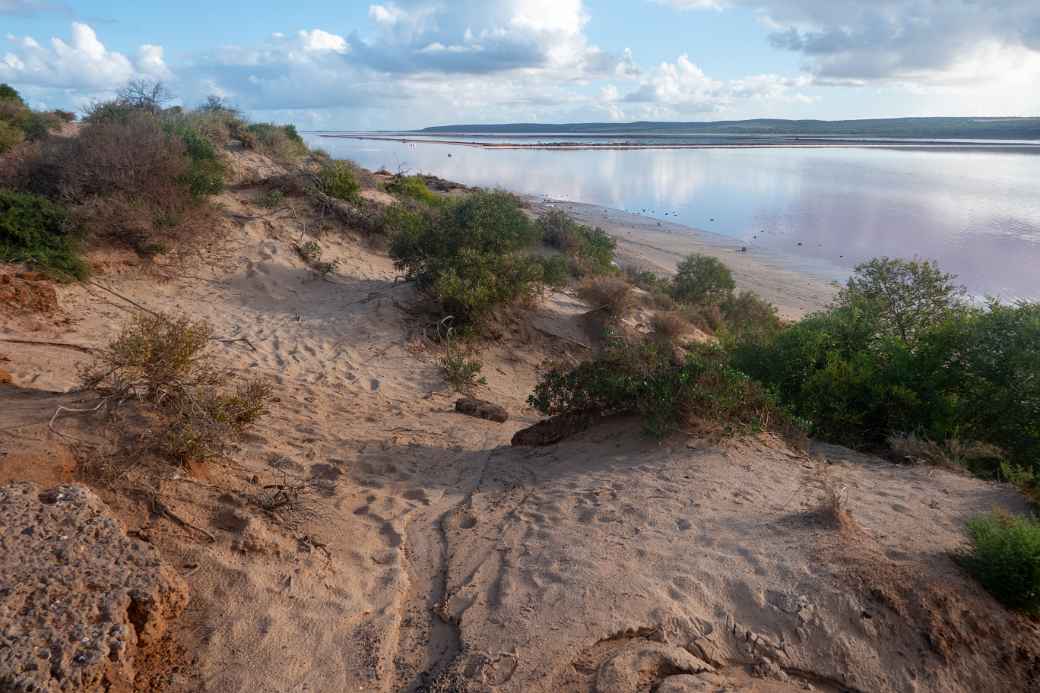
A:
[318,133,1040,153]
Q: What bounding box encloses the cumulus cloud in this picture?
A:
[658,0,1040,85]
[0,22,167,91]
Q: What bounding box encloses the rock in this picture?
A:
[455,397,508,423]
[0,368,11,384]
[511,411,600,446]
[657,673,725,692]
[596,642,714,693]
[0,482,188,693]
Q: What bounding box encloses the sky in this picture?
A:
[2,0,1039,129]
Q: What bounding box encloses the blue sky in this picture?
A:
[2,1,1039,129]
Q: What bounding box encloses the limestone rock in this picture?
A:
[455,397,509,423]
[0,482,188,692]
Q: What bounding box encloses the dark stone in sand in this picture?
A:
[511,411,601,446]
[455,397,509,423]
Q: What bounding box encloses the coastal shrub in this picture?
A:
[0,188,87,279]
[246,122,309,161]
[671,253,735,306]
[731,261,1040,475]
[836,257,965,343]
[720,290,782,340]
[0,84,21,102]
[578,276,634,318]
[257,189,285,209]
[538,208,615,276]
[960,511,1040,614]
[650,311,691,342]
[163,118,226,196]
[387,175,443,207]
[0,121,24,154]
[82,312,273,464]
[441,341,486,393]
[537,255,571,287]
[530,338,801,440]
[317,160,361,201]
[389,190,544,323]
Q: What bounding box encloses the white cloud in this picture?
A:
[0,22,166,91]
[297,29,349,54]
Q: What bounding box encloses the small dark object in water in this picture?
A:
[739,246,747,253]
[797,242,803,246]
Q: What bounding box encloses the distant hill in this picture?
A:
[420,117,1040,140]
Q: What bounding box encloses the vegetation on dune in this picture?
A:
[0,83,69,155]
[671,253,736,306]
[82,312,273,465]
[389,190,546,324]
[537,208,616,277]
[960,511,1040,614]
[317,160,361,202]
[386,174,444,207]
[530,338,802,441]
[731,258,1040,480]
[0,189,87,280]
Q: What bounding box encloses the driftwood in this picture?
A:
[0,339,95,353]
[511,411,602,446]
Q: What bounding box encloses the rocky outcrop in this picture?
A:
[0,482,188,692]
[454,397,509,423]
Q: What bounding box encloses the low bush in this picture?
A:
[531,338,801,440]
[538,208,615,277]
[317,160,361,201]
[246,122,309,161]
[960,511,1040,614]
[672,253,735,305]
[257,189,285,209]
[386,175,443,207]
[441,341,486,393]
[537,254,571,287]
[720,290,782,340]
[578,276,634,318]
[0,120,24,155]
[82,312,273,465]
[650,311,691,342]
[389,190,545,323]
[0,188,87,279]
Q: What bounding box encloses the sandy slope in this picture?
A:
[2,150,1038,693]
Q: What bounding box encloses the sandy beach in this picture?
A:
[528,198,837,320]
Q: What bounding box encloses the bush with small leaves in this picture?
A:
[317,161,361,202]
[246,122,309,161]
[0,188,87,280]
[960,511,1040,614]
[530,337,802,441]
[671,253,735,306]
[0,120,24,154]
[441,339,487,393]
[82,313,273,465]
[386,175,443,207]
[538,208,615,277]
[578,276,634,318]
[389,190,545,324]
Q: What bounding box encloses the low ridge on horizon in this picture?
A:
[418,116,1040,140]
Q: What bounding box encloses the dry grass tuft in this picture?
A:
[650,311,691,342]
[578,276,635,318]
[82,312,273,465]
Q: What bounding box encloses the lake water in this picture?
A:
[307,135,1040,300]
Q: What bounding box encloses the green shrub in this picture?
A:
[672,253,735,305]
[838,257,964,344]
[164,120,225,197]
[386,175,443,206]
[960,512,1040,614]
[537,255,570,287]
[246,122,309,161]
[0,120,24,154]
[0,84,22,103]
[441,341,486,393]
[538,208,615,276]
[317,161,361,201]
[721,290,782,340]
[257,189,285,209]
[389,190,544,323]
[731,261,1040,475]
[0,189,87,279]
[531,338,800,440]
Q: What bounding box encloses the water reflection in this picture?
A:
[309,136,1040,300]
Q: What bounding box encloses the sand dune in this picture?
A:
[2,149,1037,692]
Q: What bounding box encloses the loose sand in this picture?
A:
[1,149,1038,692]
